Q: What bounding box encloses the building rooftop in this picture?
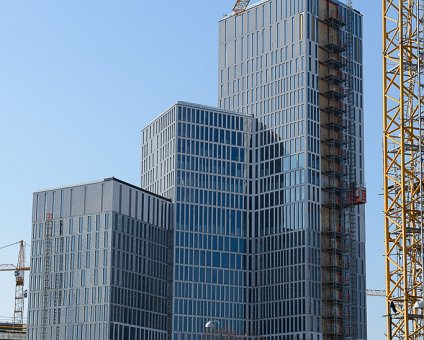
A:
[35,177,171,202]
[219,0,361,21]
[142,100,251,131]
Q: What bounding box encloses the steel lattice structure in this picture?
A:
[383,0,424,338]
[0,241,30,325]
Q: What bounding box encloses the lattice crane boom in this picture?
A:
[367,289,386,297]
[383,0,424,338]
[0,264,31,271]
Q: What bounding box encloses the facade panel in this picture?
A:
[141,102,252,338]
[218,0,365,339]
[27,178,172,340]
[28,2,365,339]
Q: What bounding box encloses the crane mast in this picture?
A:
[14,240,26,325]
[383,0,424,338]
[0,240,30,325]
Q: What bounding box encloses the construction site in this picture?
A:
[0,0,423,339]
[0,241,28,339]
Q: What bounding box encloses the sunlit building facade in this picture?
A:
[141,102,252,338]
[218,0,365,338]
[27,178,173,340]
[28,1,365,339]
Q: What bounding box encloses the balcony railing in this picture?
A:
[323,68,346,84]
[322,99,346,115]
[322,130,344,144]
[324,10,346,28]
[324,53,347,69]
[323,35,347,53]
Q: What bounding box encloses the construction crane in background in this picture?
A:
[383,0,424,338]
[367,289,386,297]
[0,240,30,325]
[232,0,250,15]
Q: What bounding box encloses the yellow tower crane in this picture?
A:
[0,241,30,325]
[383,0,424,338]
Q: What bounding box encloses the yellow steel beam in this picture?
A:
[384,0,424,338]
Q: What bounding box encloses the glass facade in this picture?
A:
[28,1,365,339]
[141,102,252,338]
[219,2,319,337]
[27,178,173,340]
[218,0,365,339]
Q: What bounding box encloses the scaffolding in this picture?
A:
[52,220,64,340]
[41,213,53,339]
[319,1,365,338]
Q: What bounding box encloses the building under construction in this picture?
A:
[318,1,365,338]
[0,322,26,340]
[217,0,365,338]
[27,0,366,339]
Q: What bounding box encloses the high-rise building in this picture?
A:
[27,178,173,340]
[28,1,365,339]
[142,1,365,339]
[217,0,365,339]
[141,102,253,337]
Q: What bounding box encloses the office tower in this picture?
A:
[27,177,173,340]
[218,0,365,339]
[27,1,366,339]
[141,102,252,338]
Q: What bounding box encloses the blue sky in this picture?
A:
[0,0,384,337]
